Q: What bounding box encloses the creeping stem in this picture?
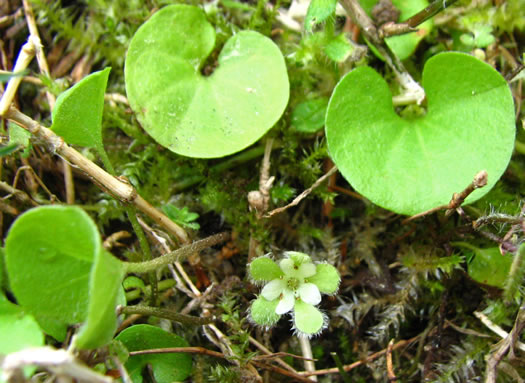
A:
[123,232,230,274]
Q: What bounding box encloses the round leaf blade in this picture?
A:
[4,206,101,340]
[116,324,192,383]
[125,5,289,158]
[326,52,515,215]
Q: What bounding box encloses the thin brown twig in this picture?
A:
[483,307,525,383]
[403,170,488,223]
[4,107,189,243]
[22,0,75,204]
[117,305,213,326]
[386,339,397,381]
[338,0,425,104]
[251,361,317,383]
[129,346,225,359]
[380,0,460,37]
[248,335,299,374]
[298,335,418,376]
[12,165,58,202]
[0,180,38,206]
[265,166,338,218]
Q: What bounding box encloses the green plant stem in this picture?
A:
[504,244,525,304]
[123,232,230,274]
[99,143,159,303]
[330,353,351,383]
[172,144,268,192]
[97,144,115,175]
[119,305,213,326]
[97,143,158,303]
[126,205,158,304]
[125,278,176,301]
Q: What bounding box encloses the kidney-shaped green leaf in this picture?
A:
[326,52,515,215]
[125,4,289,158]
[456,244,514,288]
[4,205,101,340]
[51,68,110,148]
[116,324,192,383]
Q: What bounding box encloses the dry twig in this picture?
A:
[265,166,338,217]
[403,170,488,223]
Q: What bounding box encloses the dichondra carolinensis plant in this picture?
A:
[249,251,340,337]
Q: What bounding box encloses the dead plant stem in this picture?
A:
[3,106,190,243]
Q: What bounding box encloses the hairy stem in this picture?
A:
[118,305,212,326]
[123,232,230,274]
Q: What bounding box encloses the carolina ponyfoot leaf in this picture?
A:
[125,4,289,158]
[292,97,329,133]
[326,52,515,215]
[5,206,101,340]
[307,263,340,294]
[51,68,110,148]
[250,296,281,327]
[0,296,44,383]
[455,243,513,288]
[249,256,284,281]
[116,324,192,383]
[293,299,325,336]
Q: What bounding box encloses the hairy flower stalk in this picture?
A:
[248,251,340,337]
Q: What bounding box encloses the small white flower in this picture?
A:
[260,257,321,315]
[249,251,341,336]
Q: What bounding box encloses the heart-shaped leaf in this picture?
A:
[51,68,110,149]
[125,4,289,158]
[326,52,515,215]
[5,206,101,340]
[5,206,125,348]
[115,324,192,383]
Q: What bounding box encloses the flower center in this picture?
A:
[286,277,300,291]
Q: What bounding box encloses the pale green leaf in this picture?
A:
[292,97,329,133]
[116,324,192,383]
[51,68,110,148]
[125,5,289,158]
[74,250,125,349]
[4,206,101,340]
[326,52,515,215]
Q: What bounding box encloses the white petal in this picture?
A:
[298,263,316,278]
[276,289,295,314]
[261,279,285,301]
[298,283,321,305]
[279,258,296,276]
